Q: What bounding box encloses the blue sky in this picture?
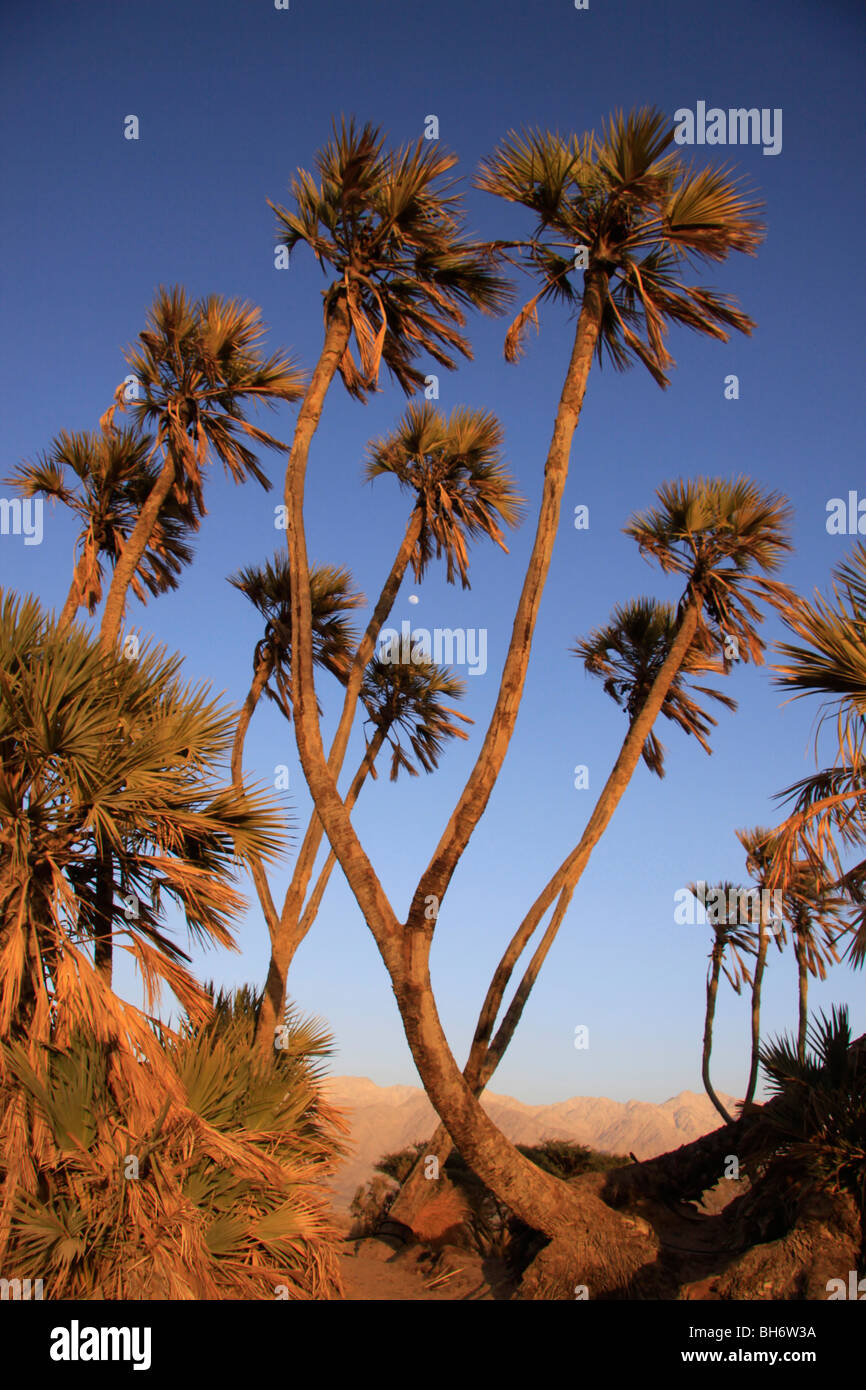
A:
[1,0,864,1106]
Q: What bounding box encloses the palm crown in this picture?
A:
[625,477,794,664]
[269,118,511,399]
[689,880,757,992]
[229,556,365,714]
[7,426,194,615]
[360,658,472,780]
[774,542,866,965]
[0,591,285,1054]
[363,402,524,587]
[476,106,763,381]
[111,286,306,515]
[574,596,737,776]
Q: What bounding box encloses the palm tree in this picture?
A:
[773,541,866,970]
[575,597,737,777]
[242,405,520,1050]
[280,111,768,1255]
[775,854,845,1063]
[738,826,788,1105]
[748,1006,866,1219]
[0,987,348,1296]
[364,401,524,590]
[690,880,757,1124]
[6,426,194,629]
[0,590,285,1071]
[390,583,745,1228]
[474,476,793,1074]
[98,286,305,652]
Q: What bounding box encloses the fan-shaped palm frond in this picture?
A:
[0,589,286,1057]
[361,657,472,780]
[625,476,794,665]
[6,427,195,622]
[364,402,523,588]
[229,557,365,716]
[270,118,510,400]
[476,106,762,382]
[574,597,736,776]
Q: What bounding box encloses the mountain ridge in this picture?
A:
[322,1075,738,1207]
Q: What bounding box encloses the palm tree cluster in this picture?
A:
[2,106,863,1300]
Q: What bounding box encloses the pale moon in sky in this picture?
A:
[408,594,420,605]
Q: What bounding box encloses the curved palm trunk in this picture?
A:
[392,600,703,1223]
[404,273,608,929]
[100,450,174,653]
[59,555,88,630]
[253,512,422,1050]
[257,724,387,1045]
[230,653,281,946]
[702,945,734,1124]
[280,284,662,1266]
[745,913,769,1105]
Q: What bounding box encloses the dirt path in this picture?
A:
[338,1236,514,1301]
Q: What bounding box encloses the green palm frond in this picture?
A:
[361,657,472,780]
[117,286,306,515]
[5,427,196,614]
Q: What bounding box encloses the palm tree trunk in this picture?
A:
[745,912,769,1105]
[59,555,88,629]
[230,653,281,950]
[256,724,388,1047]
[253,511,423,1050]
[795,931,809,1064]
[391,601,703,1223]
[279,283,663,1266]
[403,272,609,928]
[99,449,174,653]
[702,946,734,1123]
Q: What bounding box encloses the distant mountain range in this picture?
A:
[322,1075,737,1208]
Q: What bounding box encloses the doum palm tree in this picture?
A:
[234,404,521,1051]
[391,478,791,1228]
[280,111,775,1255]
[5,426,194,629]
[690,880,757,1124]
[98,286,305,653]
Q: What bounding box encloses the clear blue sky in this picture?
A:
[2,0,864,1106]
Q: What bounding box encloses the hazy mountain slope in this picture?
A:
[323,1076,739,1207]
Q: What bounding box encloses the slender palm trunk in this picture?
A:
[795,929,809,1064]
[231,653,281,946]
[745,911,769,1105]
[257,724,388,1045]
[100,449,174,653]
[392,600,703,1223]
[702,945,734,1124]
[404,271,609,929]
[59,555,87,629]
[253,512,422,1050]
